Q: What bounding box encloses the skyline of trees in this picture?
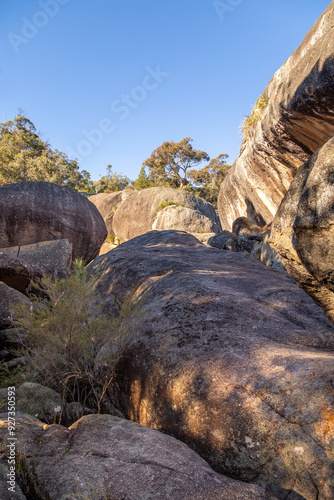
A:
[0,115,231,203]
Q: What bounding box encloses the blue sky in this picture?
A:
[0,0,331,182]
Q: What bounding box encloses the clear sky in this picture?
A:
[0,0,331,182]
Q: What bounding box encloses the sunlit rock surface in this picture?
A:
[218,3,334,229]
[0,413,275,500]
[89,230,334,499]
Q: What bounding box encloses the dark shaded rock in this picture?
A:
[270,137,334,321]
[218,4,334,229]
[0,413,276,500]
[3,240,72,277]
[0,458,26,500]
[225,238,241,252]
[207,230,237,249]
[250,233,265,242]
[0,240,72,293]
[250,241,262,260]
[88,230,334,499]
[112,187,220,242]
[237,234,256,253]
[232,217,262,236]
[0,252,34,293]
[0,282,30,328]
[0,182,107,263]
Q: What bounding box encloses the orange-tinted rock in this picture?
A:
[88,230,334,499]
[218,3,334,230]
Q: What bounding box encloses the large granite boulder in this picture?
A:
[89,191,133,237]
[152,205,220,234]
[0,182,107,263]
[111,187,220,242]
[88,230,334,499]
[218,3,334,229]
[0,413,275,500]
[270,137,334,322]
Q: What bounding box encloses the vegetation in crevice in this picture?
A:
[242,93,269,138]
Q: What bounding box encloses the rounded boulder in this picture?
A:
[112,187,221,242]
[0,182,107,263]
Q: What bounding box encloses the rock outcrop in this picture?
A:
[0,253,34,294]
[0,240,72,293]
[88,230,334,500]
[270,137,334,322]
[0,413,275,500]
[0,383,72,425]
[218,3,334,230]
[89,191,132,237]
[0,182,107,263]
[0,282,30,328]
[93,187,220,242]
[232,217,262,236]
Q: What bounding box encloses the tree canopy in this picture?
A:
[0,115,231,205]
[0,114,93,191]
[142,137,210,189]
[94,164,131,193]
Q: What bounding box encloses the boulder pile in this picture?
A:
[218,3,334,229]
[90,187,220,242]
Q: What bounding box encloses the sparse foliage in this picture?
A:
[0,114,94,191]
[11,260,141,417]
[94,165,131,193]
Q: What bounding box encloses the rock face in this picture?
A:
[232,217,262,236]
[102,187,221,242]
[208,230,243,252]
[0,240,72,292]
[218,3,334,230]
[270,137,334,322]
[0,282,30,328]
[0,382,72,425]
[0,182,107,263]
[0,413,275,500]
[152,205,220,234]
[88,231,334,500]
[89,191,132,237]
[0,459,26,500]
[0,253,34,294]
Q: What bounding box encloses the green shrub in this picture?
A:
[242,93,269,137]
[157,200,188,211]
[10,260,141,418]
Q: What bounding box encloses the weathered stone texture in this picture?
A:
[218,3,334,229]
[88,230,334,499]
